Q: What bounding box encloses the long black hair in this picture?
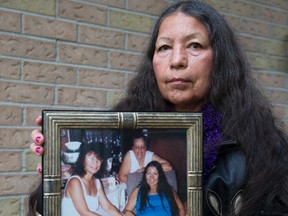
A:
[114,1,288,215]
[138,161,179,216]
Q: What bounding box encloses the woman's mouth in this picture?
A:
[168,78,190,83]
[167,78,191,89]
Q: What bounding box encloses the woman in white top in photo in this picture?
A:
[118,131,172,183]
[62,141,123,216]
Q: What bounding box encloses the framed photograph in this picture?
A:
[42,111,203,216]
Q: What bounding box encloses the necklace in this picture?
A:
[201,103,222,186]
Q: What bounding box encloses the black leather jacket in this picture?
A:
[203,138,246,216]
[204,137,288,216]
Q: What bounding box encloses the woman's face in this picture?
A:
[146,166,159,188]
[153,12,213,111]
[132,138,147,161]
[84,152,102,175]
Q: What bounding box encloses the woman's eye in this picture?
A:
[189,42,202,49]
[158,45,170,51]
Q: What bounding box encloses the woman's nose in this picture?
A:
[170,47,188,69]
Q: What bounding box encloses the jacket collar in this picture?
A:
[221,135,239,147]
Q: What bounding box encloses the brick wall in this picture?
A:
[0,0,287,215]
[205,0,288,128]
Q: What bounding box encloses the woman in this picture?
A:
[118,131,172,183]
[61,142,123,216]
[30,1,288,215]
[123,161,185,216]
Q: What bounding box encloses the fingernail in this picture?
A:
[35,146,41,154]
[38,168,42,173]
[35,136,41,144]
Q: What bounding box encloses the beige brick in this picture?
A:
[268,89,288,104]
[26,106,49,126]
[256,0,288,10]
[79,25,125,49]
[127,33,149,52]
[0,105,22,125]
[59,0,106,25]
[269,25,288,41]
[59,43,107,67]
[26,106,77,126]
[24,15,77,41]
[23,197,30,216]
[203,0,228,11]
[227,1,260,19]
[0,34,55,60]
[272,105,288,130]
[240,36,286,57]
[0,10,20,32]
[257,72,286,88]
[0,151,21,171]
[57,87,106,108]
[127,73,136,84]
[24,62,77,85]
[261,7,287,25]
[0,81,54,104]
[240,19,269,37]
[0,198,20,216]
[238,35,258,52]
[284,107,288,121]
[259,40,286,57]
[224,15,241,30]
[0,59,21,80]
[110,51,142,71]
[0,0,54,15]
[25,151,39,171]
[0,128,31,148]
[79,69,126,89]
[88,0,125,8]
[110,10,153,33]
[0,173,40,195]
[273,105,286,120]
[248,53,287,72]
[127,0,169,15]
[107,91,125,108]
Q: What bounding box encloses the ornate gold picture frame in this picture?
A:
[42,111,203,216]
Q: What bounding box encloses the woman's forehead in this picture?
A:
[133,138,146,146]
[86,151,100,158]
[147,166,158,172]
[157,12,209,42]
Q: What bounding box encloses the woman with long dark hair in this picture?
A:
[123,161,185,216]
[113,1,288,215]
[30,1,288,215]
[61,142,122,216]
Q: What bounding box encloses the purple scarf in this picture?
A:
[201,104,223,184]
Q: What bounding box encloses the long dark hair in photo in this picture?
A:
[138,161,179,216]
[114,1,288,215]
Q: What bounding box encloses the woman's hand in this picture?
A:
[29,115,44,172]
